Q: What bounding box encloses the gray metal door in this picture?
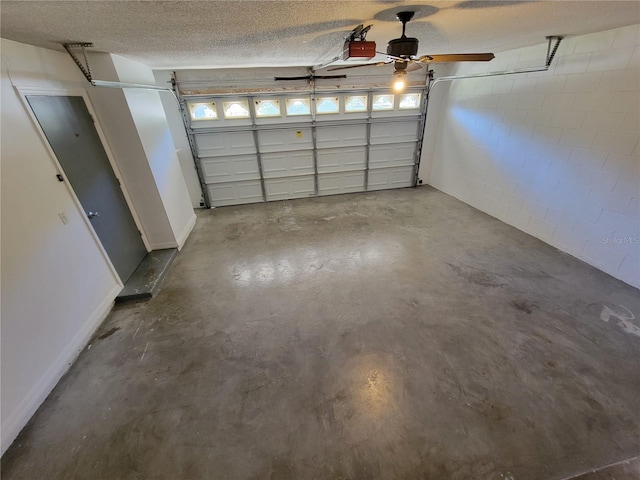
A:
[27,95,147,282]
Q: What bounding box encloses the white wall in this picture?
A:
[154,70,203,208]
[87,54,177,248]
[1,39,122,453]
[1,40,198,454]
[125,87,197,246]
[421,24,640,288]
[89,55,196,249]
[114,55,196,247]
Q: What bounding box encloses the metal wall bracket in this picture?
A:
[62,42,178,99]
[62,40,182,118]
[429,35,564,89]
[545,35,564,67]
[63,43,94,83]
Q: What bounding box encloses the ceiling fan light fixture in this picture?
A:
[326,13,495,74]
[387,36,419,59]
[393,70,407,92]
[387,11,419,59]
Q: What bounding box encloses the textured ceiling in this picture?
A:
[1,1,639,70]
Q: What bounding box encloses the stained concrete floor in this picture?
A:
[569,456,639,479]
[3,187,640,480]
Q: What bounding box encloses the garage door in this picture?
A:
[180,89,425,207]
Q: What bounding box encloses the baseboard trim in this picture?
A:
[1,284,121,455]
[176,213,197,251]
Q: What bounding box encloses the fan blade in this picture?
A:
[376,51,411,62]
[416,53,495,63]
[406,62,423,72]
[327,61,391,72]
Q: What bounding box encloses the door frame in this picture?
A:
[15,85,151,283]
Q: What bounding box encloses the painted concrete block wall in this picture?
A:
[1,39,121,453]
[422,25,639,288]
[111,55,196,247]
[154,70,203,208]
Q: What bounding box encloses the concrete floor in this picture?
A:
[3,187,640,480]
[569,456,639,479]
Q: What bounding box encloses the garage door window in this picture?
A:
[255,99,281,117]
[316,97,339,114]
[188,102,218,120]
[345,95,367,113]
[372,95,394,111]
[223,101,251,118]
[285,98,311,116]
[399,94,421,109]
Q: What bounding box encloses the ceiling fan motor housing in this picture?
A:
[387,37,419,58]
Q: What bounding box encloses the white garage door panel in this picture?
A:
[370,122,418,145]
[201,154,260,183]
[265,175,314,201]
[262,150,314,178]
[208,180,263,207]
[258,128,313,153]
[184,90,425,207]
[316,125,366,148]
[318,172,365,195]
[368,166,414,191]
[369,143,416,169]
[317,146,366,173]
[196,131,256,157]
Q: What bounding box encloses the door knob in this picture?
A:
[87,211,100,219]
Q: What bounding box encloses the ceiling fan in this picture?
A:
[327,11,495,83]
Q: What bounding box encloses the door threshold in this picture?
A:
[116,249,178,302]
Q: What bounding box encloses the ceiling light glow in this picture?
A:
[393,69,407,92]
[393,77,406,92]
